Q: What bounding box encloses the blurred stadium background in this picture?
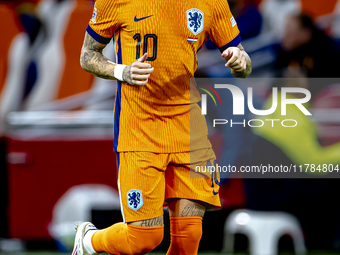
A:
[1,0,340,254]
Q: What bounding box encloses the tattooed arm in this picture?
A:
[80,32,154,85]
[80,32,116,79]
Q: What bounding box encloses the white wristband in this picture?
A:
[114,64,127,81]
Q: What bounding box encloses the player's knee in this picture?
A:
[128,225,164,254]
[131,230,163,254]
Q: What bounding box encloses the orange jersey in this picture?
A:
[87,0,240,153]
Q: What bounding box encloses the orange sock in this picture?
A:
[166,217,203,255]
[92,223,164,255]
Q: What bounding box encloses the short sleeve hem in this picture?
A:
[86,25,112,44]
[218,34,241,53]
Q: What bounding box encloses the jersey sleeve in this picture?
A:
[209,0,241,52]
[86,0,120,44]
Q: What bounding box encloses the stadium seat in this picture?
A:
[331,2,340,38]
[223,209,306,255]
[260,0,340,39]
[56,0,96,101]
[312,84,340,145]
[49,184,120,250]
[301,0,338,18]
[23,0,76,110]
[259,0,301,38]
[25,0,102,111]
[0,3,29,135]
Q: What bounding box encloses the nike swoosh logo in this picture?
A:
[213,190,219,195]
[134,15,154,22]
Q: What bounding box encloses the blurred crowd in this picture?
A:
[0,0,116,135]
[1,0,340,252]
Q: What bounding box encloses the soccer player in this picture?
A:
[73,0,251,254]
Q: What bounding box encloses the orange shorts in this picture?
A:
[117,148,220,223]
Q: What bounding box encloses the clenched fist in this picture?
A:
[123,53,155,86]
[222,47,247,74]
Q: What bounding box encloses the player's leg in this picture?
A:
[88,216,164,255]
[165,148,220,255]
[166,198,206,255]
[73,151,166,255]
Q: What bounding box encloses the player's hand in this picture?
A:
[123,53,154,86]
[222,47,247,73]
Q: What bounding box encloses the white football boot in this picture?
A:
[72,222,98,255]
